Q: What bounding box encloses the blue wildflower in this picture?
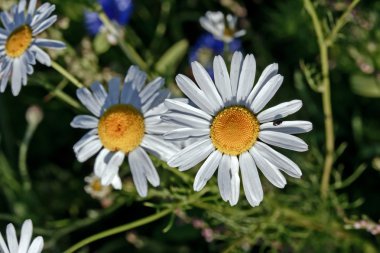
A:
[84,0,134,36]
[189,33,242,76]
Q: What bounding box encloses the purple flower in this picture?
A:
[189,33,242,76]
[84,0,134,36]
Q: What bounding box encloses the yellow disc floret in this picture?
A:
[210,106,260,156]
[5,25,33,58]
[98,104,145,154]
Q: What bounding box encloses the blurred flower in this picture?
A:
[0,0,66,96]
[84,173,121,200]
[84,0,133,43]
[71,66,179,197]
[351,219,380,235]
[199,11,245,43]
[0,219,44,253]
[164,52,312,207]
[189,33,241,76]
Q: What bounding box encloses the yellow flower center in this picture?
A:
[5,25,33,58]
[91,179,103,192]
[210,106,260,156]
[98,104,145,154]
[223,27,234,38]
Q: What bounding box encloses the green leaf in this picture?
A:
[155,39,189,75]
[350,74,380,97]
[93,32,111,55]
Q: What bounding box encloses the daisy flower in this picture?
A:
[71,66,179,197]
[163,52,312,207]
[199,11,246,43]
[84,173,121,200]
[0,219,44,253]
[0,0,65,96]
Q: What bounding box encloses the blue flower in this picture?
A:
[85,0,134,36]
[189,33,242,76]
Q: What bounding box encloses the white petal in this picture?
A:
[6,224,18,253]
[76,88,101,116]
[141,135,180,162]
[90,82,107,108]
[101,151,124,185]
[34,38,65,49]
[246,63,278,105]
[94,148,111,177]
[26,236,43,253]
[194,150,222,191]
[132,147,160,187]
[237,54,256,103]
[162,112,210,129]
[218,154,231,202]
[257,100,303,123]
[164,99,212,121]
[11,59,23,96]
[17,220,33,253]
[140,77,164,104]
[70,115,98,129]
[254,141,302,178]
[250,146,287,188]
[178,142,214,172]
[30,46,51,66]
[76,139,102,162]
[213,56,232,103]
[239,152,263,207]
[32,15,57,35]
[250,74,283,113]
[230,51,243,97]
[0,232,10,253]
[193,69,223,103]
[260,120,313,135]
[164,128,209,140]
[128,151,148,197]
[229,156,240,206]
[175,74,215,115]
[73,129,97,153]
[259,131,308,152]
[111,175,122,190]
[104,77,121,108]
[168,138,213,168]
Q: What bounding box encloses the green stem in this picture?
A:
[51,61,84,89]
[326,0,360,46]
[304,0,335,200]
[37,80,83,110]
[97,9,148,71]
[63,209,171,253]
[19,118,41,191]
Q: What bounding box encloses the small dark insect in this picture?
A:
[273,120,283,126]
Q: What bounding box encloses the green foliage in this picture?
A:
[1,0,380,252]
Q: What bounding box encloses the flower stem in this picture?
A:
[96,8,148,71]
[63,209,171,253]
[304,0,360,199]
[304,0,335,200]
[51,61,84,89]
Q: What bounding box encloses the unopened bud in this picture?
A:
[26,105,44,126]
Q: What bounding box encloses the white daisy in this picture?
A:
[199,11,246,43]
[71,66,180,197]
[163,52,312,207]
[0,219,44,253]
[84,173,121,200]
[0,0,65,96]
